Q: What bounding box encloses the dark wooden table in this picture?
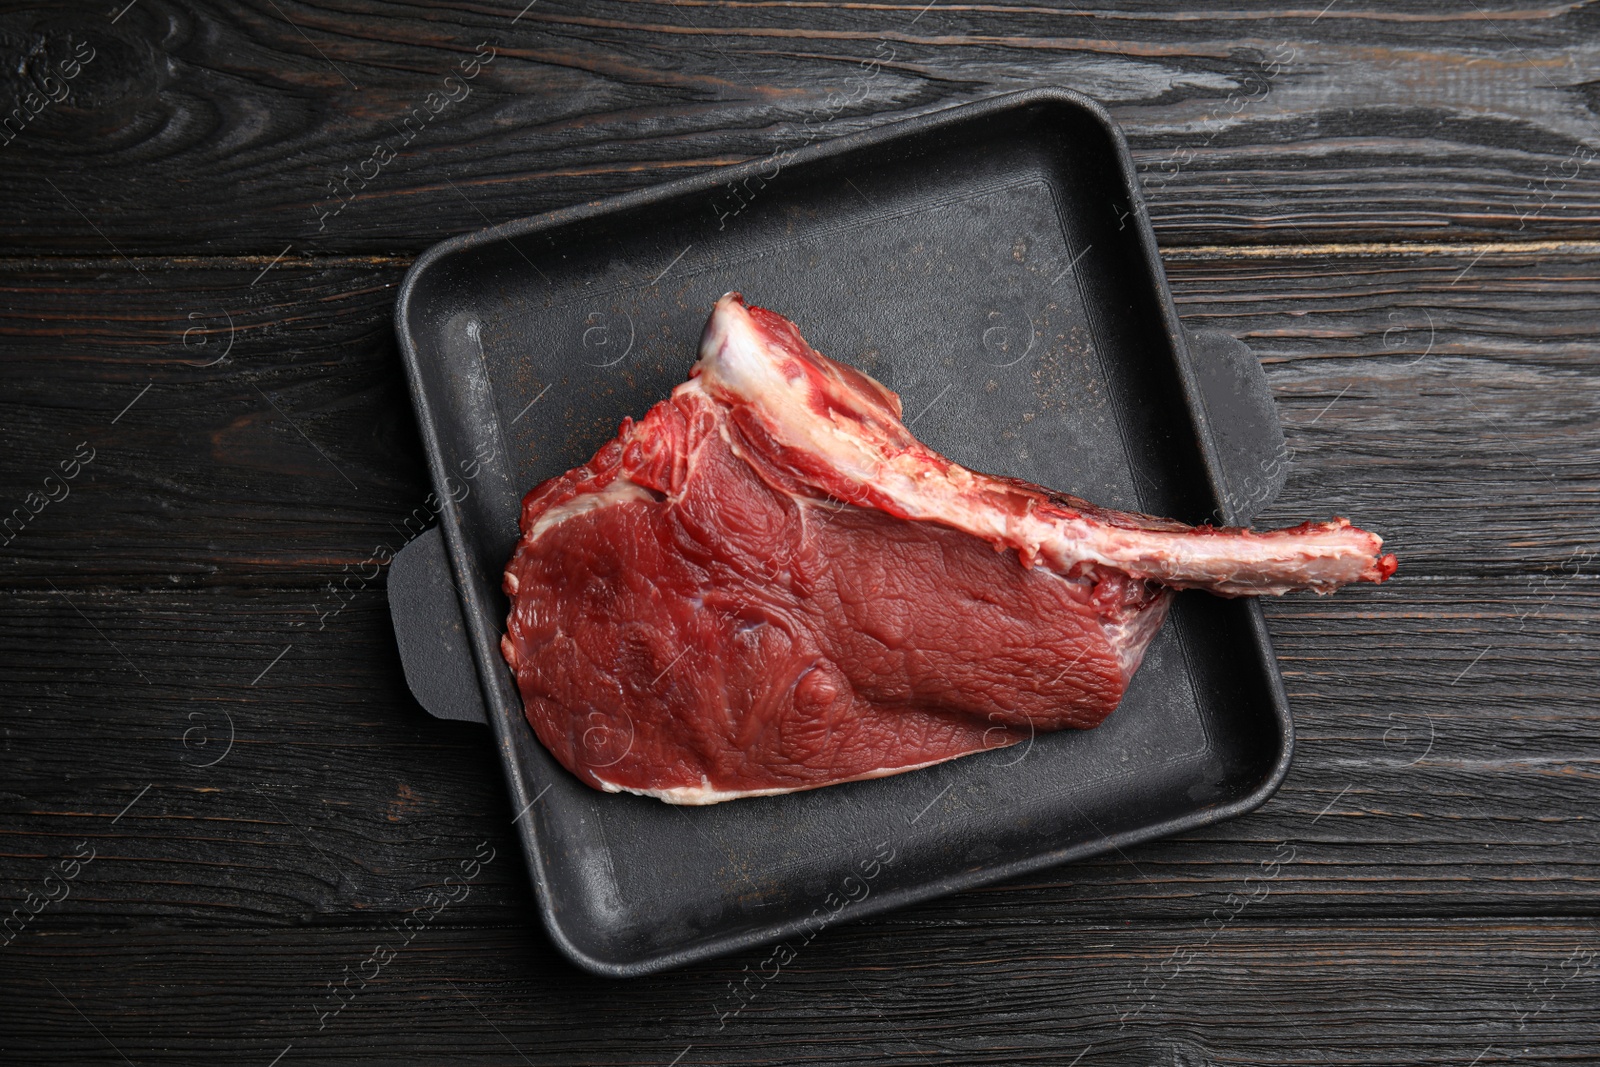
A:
[4,2,1598,1063]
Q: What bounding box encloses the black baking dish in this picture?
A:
[390,87,1295,977]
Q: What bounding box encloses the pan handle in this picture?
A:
[1182,327,1289,526]
[387,525,489,725]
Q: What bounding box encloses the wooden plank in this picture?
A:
[5,2,1600,255]
[2,245,1597,585]
[2,920,1597,1063]
[1166,243,1600,571]
[0,262,432,582]
[0,590,533,930]
[1,573,1596,928]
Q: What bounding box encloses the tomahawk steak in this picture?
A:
[500,294,1394,803]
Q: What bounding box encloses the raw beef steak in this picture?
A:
[501,294,1395,804]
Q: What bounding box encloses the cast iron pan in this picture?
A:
[390,88,1294,978]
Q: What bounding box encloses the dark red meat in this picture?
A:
[501,294,1395,803]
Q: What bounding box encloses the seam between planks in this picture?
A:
[15,916,1600,938]
[1161,239,1600,261]
[5,240,1600,275]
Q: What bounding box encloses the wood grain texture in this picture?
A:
[2,1,1599,255]
[3,921,1598,1065]
[1167,244,1600,573]
[2,572,1596,929]
[3,245,1597,584]
[0,262,432,583]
